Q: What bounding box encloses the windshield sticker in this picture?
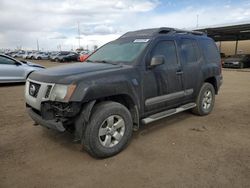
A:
[133,39,150,43]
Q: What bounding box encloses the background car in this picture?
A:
[223,54,250,68]
[34,52,50,60]
[0,54,45,83]
[22,51,32,59]
[12,51,26,58]
[78,51,90,62]
[26,52,38,59]
[51,51,79,62]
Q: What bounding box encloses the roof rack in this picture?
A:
[119,27,206,39]
[158,27,205,36]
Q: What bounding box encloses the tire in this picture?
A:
[82,101,133,158]
[37,57,42,60]
[192,83,215,116]
[55,58,59,62]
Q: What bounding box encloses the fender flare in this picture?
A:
[74,100,96,141]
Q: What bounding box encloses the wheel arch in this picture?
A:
[204,77,218,94]
[95,94,140,130]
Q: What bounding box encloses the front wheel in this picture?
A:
[192,83,215,116]
[82,101,133,158]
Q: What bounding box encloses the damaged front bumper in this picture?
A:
[27,108,66,132]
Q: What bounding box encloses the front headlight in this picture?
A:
[49,84,76,102]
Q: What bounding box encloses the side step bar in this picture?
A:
[142,103,196,124]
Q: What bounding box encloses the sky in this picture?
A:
[0,0,250,51]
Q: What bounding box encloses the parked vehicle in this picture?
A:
[12,51,26,58]
[48,51,59,59]
[51,51,79,62]
[78,51,90,62]
[50,51,69,61]
[0,54,45,83]
[34,52,50,60]
[27,52,38,59]
[22,51,32,59]
[4,51,17,57]
[25,27,222,158]
[223,54,250,68]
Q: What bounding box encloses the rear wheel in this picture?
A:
[82,101,133,158]
[192,83,215,116]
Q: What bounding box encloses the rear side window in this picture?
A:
[181,39,200,64]
[152,41,178,65]
[199,39,220,63]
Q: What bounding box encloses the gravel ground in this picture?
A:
[0,60,250,188]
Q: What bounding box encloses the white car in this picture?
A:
[22,52,32,59]
[0,54,45,83]
[34,52,50,60]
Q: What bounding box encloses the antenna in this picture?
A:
[77,21,81,48]
[196,14,199,28]
[36,39,39,51]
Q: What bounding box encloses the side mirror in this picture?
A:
[150,55,165,67]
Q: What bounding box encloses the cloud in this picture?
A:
[0,0,159,50]
[0,0,250,50]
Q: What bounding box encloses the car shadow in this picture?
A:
[133,111,193,138]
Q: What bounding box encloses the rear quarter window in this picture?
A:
[199,39,220,63]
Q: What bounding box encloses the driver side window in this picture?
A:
[0,56,16,65]
[152,41,178,65]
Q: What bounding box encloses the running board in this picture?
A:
[142,103,196,124]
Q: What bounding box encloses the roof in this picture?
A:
[119,27,205,39]
[195,22,250,41]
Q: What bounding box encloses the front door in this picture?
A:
[0,56,24,82]
[143,40,184,114]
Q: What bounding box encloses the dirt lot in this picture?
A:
[0,60,250,188]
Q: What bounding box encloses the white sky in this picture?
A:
[0,0,250,51]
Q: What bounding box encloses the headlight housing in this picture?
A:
[49,84,76,102]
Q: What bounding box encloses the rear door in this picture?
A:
[178,38,203,101]
[0,56,25,82]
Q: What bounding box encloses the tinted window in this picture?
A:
[199,39,220,63]
[181,39,200,64]
[152,41,178,65]
[0,56,16,65]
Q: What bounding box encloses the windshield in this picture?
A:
[87,40,149,64]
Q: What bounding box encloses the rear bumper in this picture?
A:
[27,108,66,132]
[215,75,223,93]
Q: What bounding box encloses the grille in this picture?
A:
[45,85,52,98]
[29,82,41,98]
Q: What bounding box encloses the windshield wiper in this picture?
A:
[86,59,94,63]
[94,60,118,65]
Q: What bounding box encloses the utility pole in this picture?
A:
[77,21,81,48]
[196,14,199,28]
[36,39,40,51]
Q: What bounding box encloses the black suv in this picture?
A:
[25,28,222,158]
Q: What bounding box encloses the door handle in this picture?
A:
[176,71,183,75]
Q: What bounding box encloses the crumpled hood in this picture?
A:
[29,62,122,83]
